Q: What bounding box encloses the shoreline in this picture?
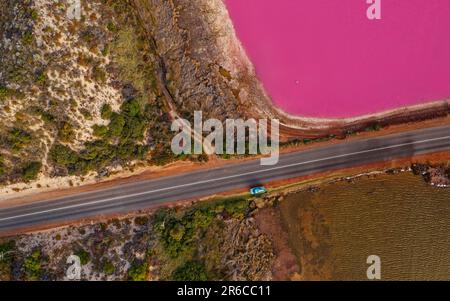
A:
[214,0,449,133]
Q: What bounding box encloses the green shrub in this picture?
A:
[30,9,39,21]
[8,128,32,152]
[22,31,34,44]
[0,240,15,280]
[92,124,108,138]
[121,99,141,117]
[103,261,115,275]
[35,72,46,85]
[100,104,113,120]
[58,122,75,143]
[108,112,125,138]
[154,207,216,259]
[75,249,90,265]
[49,144,79,166]
[22,161,42,181]
[31,107,56,124]
[365,124,382,132]
[107,21,118,33]
[128,262,148,281]
[24,250,41,280]
[0,87,13,100]
[171,261,208,281]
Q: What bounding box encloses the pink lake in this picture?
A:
[225,0,450,118]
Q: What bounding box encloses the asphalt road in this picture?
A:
[0,125,449,232]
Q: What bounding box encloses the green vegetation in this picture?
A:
[49,144,78,166]
[0,87,23,101]
[58,122,75,143]
[0,240,15,280]
[101,103,113,120]
[154,208,214,259]
[35,72,46,85]
[0,156,5,176]
[24,250,42,280]
[153,196,250,280]
[107,21,118,33]
[30,107,56,125]
[171,261,208,281]
[30,9,39,21]
[4,128,32,152]
[155,197,249,259]
[0,86,9,99]
[128,261,148,281]
[104,261,115,275]
[365,123,383,132]
[75,249,90,265]
[22,31,34,45]
[50,99,150,175]
[21,161,42,181]
[92,124,108,138]
[112,28,151,94]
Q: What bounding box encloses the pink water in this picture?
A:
[225,0,450,118]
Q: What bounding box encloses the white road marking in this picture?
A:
[1,135,449,222]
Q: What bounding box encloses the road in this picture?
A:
[0,125,449,232]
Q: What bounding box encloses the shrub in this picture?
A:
[103,261,115,275]
[107,113,126,138]
[75,249,90,265]
[171,261,208,281]
[30,9,39,20]
[22,161,42,181]
[128,262,148,281]
[32,108,56,124]
[0,87,15,100]
[0,240,15,280]
[365,124,382,132]
[35,72,46,85]
[22,31,34,44]
[101,104,113,120]
[58,122,75,142]
[121,99,141,117]
[24,250,41,280]
[107,21,118,33]
[92,124,108,138]
[49,144,79,166]
[8,128,32,152]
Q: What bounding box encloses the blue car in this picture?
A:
[250,186,267,195]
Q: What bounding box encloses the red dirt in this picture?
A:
[255,207,300,280]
